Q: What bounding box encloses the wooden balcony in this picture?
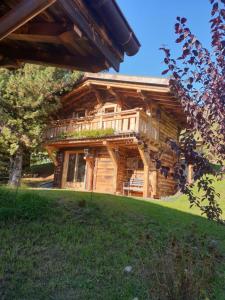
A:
[44,108,159,142]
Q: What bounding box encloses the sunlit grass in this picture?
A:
[0,180,224,299]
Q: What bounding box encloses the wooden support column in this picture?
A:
[149,152,159,199]
[104,141,118,194]
[0,0,56,41]
[150,169,158,199]
[187,164,194,184]
[45,146,57,166]
[85,156,95,191]
[138,145,150,198]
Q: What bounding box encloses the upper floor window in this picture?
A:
[104,106,115,114]
[72,110,86,118]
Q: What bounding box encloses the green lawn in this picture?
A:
[0,179,224,300]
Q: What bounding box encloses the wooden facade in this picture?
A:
[44,73,186,198]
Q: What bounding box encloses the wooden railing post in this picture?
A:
[136,110,141,134]
[99,114,103,129]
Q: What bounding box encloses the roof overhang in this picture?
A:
[62,73,187,126]
[0,0,140,71]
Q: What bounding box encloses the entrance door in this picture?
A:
[63,152,86,189]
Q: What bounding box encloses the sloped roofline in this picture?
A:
[83,72,169,88]
[62,72,186,125]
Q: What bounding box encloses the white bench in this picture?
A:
[123,178,144,195]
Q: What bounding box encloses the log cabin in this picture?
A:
[44,73,186,198]
[0,0,140,71]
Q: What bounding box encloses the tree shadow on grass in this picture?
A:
[0,187,51,222]
[0,187,224,300]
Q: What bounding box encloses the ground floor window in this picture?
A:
[67,153,85,183]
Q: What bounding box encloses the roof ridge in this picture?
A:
[84,72,169,86]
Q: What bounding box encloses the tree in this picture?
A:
[0,64,82,186]
[160,0,224,222]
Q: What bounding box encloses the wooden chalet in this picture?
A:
[0,0,140,71]
[44,73,186,198]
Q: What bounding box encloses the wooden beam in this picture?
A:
[61,151,69,188]
[137,89,147,103]
[84,156,95,191]
[149,169,159,199]
[137,144,150,198]
[46,146,57,166]
[107,86,118,99]
[0,0,56,41]
[0,46,103,72]
[58,0,120,71]
[107,86,124,108]
[8,33,61,44]
[59,31,87,56]
[87,83,104,105]
[14,22,70,35]
[187,164,194,184]
[104,141,118,194]
[8,28,87,57]
[84,80,171,93]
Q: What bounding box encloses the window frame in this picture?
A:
[62,150,87,188]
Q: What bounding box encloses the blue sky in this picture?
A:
[110,0,212,77]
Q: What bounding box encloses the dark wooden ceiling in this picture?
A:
[0,0,140,72]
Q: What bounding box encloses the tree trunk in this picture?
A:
[8,149,23,187]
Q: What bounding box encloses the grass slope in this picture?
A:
[0,179,224,300]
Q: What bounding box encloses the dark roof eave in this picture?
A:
[86,0,141,56]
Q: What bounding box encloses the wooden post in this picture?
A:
[187,164,193,184]
[104,141,118,194]
[136,110,141,133]
[150,169,158,198]
[85,157,94,191]
[138,145,150,198]
[143,165,150,198]
[45,146,57,166]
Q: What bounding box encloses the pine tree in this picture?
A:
[0,64,82,186]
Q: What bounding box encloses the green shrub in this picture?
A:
[57,128,114,139]
[0,188,50,222]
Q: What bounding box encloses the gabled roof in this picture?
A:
[0,0,140,71]
[62,73,186,125]
[84,73,169,87]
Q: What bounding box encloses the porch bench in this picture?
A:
[123,178,144,195]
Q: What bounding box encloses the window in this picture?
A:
[72,110,85,118]
[104,106,115,114]
[67,153,86,183]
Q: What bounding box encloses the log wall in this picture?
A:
[159,110,179,142]
[53,150,64,188]
[52,109,180,197]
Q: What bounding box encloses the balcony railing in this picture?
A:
[44,108,159,141]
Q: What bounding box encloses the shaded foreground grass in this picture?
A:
[0,180,224,300]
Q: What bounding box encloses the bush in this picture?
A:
[57,128,115,139]
[0,188,50,222]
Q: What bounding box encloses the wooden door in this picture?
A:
[93,152,114,194]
